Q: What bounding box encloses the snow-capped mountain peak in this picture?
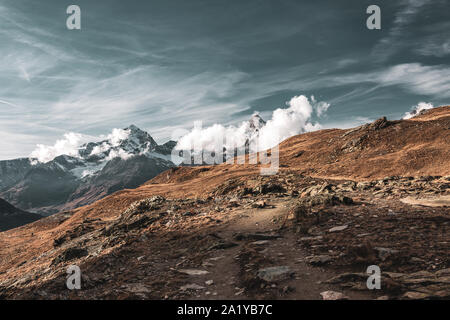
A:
[24,125,175,180]
[77,125,158,163]
[0,125,176,215]
[122,124,158,153]
[244,113,267,143]
[249,113,266,131]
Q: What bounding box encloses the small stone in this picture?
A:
[180,284,205,291]
[178,269,210,276]
[235,289,245,296]
[329,225,348,232]
[356,233,371,237]
[205,280,214,285]
[320,291,349,300]
[208,256,225,261]
[250,240,271,246]
[252,200,267,208]
[403,291,430,299]
[257,266,294,282]
[298,236,323,242]
[306,255,332,265]
[123,283,151,294]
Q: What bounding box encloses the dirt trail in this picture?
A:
[187,199,375,300]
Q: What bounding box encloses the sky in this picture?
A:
[0,0,449,159]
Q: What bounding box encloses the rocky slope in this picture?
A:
[0,198,41,232]
[0,125,175,215]
[0,106,448,300]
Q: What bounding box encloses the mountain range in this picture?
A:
[0,125,176,216]
[0,115,267,222]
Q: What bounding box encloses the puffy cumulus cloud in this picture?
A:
[101,128,130,147]
[175,122,247,154]
[256,95,324,150]
[30,132,87,163]
[402,102,434,119]
[176,94,329,153]
[30,128,132,163]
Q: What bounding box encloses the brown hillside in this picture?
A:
[280,105,450,180]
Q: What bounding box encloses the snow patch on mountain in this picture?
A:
[70,161,108,179]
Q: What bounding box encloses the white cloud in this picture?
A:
[104,148,134,161]
[30,132,87,163]
[257,95,323,150]
[102,128,130,147]
[89,142,111,157]
[311,95,330,117]
[332,63,450,98]
[402,102,434,119]
[176,94,328,153]
[377,64,450,98]
[29,128,133,163]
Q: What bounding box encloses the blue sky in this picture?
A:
[0,0,449,159]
